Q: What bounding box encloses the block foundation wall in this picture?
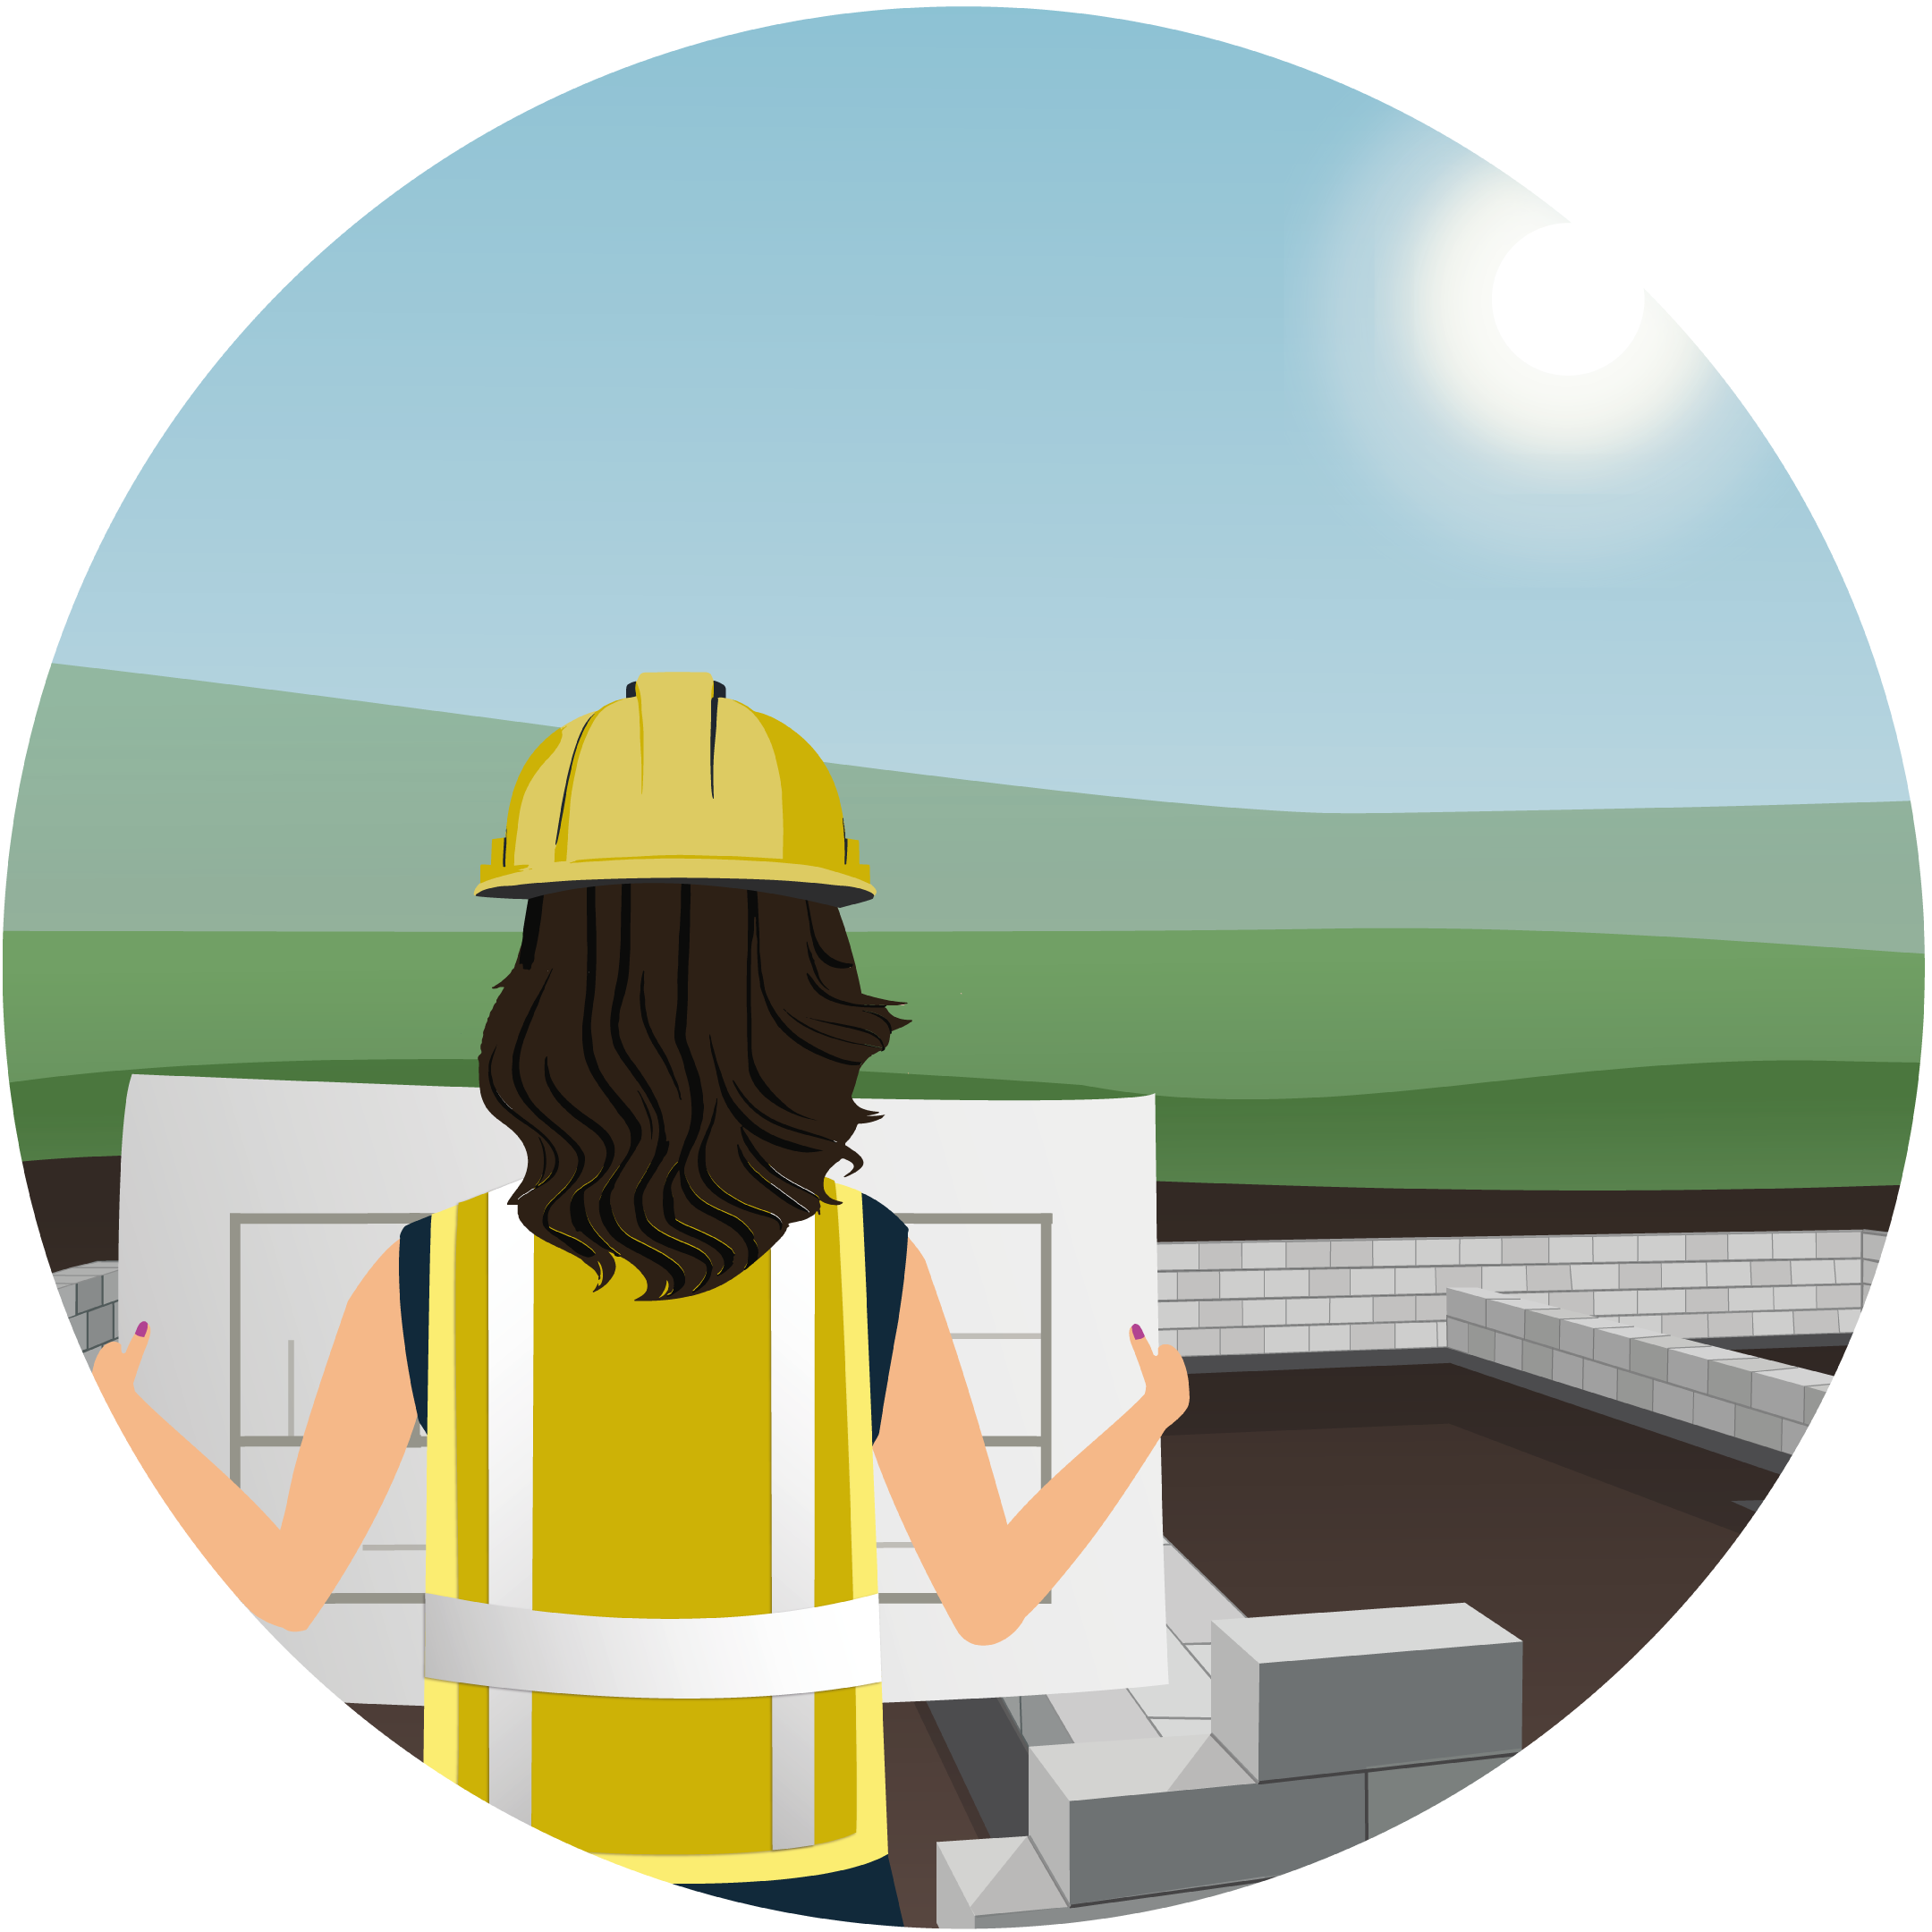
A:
[1156,1229,1879,1361]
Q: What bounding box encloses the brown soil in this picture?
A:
[1162,1364,1762,1744]
[1710,1340,1847,1374]
[1157,1180,1895,1240]
[22,1156,122,1270]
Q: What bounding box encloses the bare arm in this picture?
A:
[93,1242,419,1631]
[874,1240,1188,1646]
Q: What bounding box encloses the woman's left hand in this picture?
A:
[92,1320,150,1416]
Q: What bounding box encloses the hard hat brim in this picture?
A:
[478,855,874,907]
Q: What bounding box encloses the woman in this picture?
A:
[92,674,1189,1923]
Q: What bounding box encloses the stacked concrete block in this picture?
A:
[1445,1278,1834,1453]
[1154,1239,1451,1360]
[1043,1690,1159,1744]
[1126,1632,1213,1734]
[53,1260,120,1367]
[936,1835,1246,1928]
[1211,1603,1520,1783]
[1155,1230,1878,1362]
[1368,1756,1510,1835]
[937,1551,1523,1925]
[1157,1538,1241,1650]
[1028,1733,1364,1907]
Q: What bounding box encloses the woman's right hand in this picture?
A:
[1129,1323,1191,1431]
[92,1320,150,1414]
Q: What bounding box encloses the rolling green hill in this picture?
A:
[844,928,1921,1098]
[7,671,1919,1187]
[6,928,1918,1091]
[12,1059,1914,1188]
[6,928,1919,1183]
[7,667,1923,947]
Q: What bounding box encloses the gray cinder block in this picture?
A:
[1162,1542,1242,1646]
[1522,1306,1567,1348]
[54,1267,118,1329]
[85,1302,116,1351]
[1029,1735,1362,1905]
[1130,1631,1214,1721]
[1212,1604,1521,1783]
[937,1835,1057,1927]
[1013,1698,1074,1749]
[1706,1353,1775,1407]
[1047,1690,1158,1744]
[1367,1755,1510,1835]
[935,1835,1250,1928]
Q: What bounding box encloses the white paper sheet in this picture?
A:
[119,1077,1165,1703]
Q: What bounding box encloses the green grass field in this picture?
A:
[5,928,1919,1089]
[6,927,1919,1183]
[13,1057,1914,1188]
[845,928,1921,1097]
[10,673,1918,1189]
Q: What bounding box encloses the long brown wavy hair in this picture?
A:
[479,882,906,1298]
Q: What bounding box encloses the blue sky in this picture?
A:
[53,6,1903,812]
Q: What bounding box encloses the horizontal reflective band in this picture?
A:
[424,1593,883,1700]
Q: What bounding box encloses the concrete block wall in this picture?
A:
[936,1546,1521,1925]
[1155,1230,1879,1360]
[1444,1279,1836,1455]
[53,1261,119,1367]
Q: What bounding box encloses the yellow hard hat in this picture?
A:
[477,672,873,906]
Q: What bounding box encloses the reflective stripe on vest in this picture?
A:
[420,1182,886,1884]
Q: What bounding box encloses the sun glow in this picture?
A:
[1395,182,1697,453]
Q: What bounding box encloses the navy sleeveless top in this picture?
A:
[400,1192,910,1442]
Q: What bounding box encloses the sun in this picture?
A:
[1491,223,1648,376]
[1399,182,1695,455]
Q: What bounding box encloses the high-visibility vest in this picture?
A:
[407,1179,898,1884]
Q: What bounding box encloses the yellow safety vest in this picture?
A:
[419,1180,887,1882]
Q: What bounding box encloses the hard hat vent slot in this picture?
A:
[708,682,726,797]
[555,715,595,851]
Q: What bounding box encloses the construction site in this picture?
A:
[32,1153,1875,1925]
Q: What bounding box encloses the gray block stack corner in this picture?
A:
[54,1260,120,1366]
[1029,1732,1363,1908]
[1212,1602,1521,1784]
[936,1547,1522,1925]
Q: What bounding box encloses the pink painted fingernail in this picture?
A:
[1131,1324,1144,1340]
[135,1322,148,1337]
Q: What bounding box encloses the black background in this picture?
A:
[14,11,1909,1916]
